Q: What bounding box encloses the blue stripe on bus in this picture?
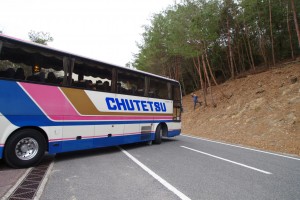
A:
[0,147,3,159]
[48,133,156,154]
[0,81,44,116]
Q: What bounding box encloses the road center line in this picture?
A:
[182,135,300,161]
[181,146,272,175]
[118,146,191,200]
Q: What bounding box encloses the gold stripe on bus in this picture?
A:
[60,87,171,116]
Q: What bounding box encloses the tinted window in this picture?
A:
[149,78,169,99]
[0,41,64,85]
[71,60,112,92]
[117,69,145,96]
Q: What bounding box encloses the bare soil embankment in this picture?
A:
[182,62,300,156]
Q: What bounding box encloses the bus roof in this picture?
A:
[0,34,179,84]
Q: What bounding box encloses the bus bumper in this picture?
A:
[0,145,3,159]
[168,129,181,137]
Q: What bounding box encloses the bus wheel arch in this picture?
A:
[4,127,48,168]
[153,123,168,144]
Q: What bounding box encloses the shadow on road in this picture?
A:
[55,138,179,162]
[119,137,179,151]
[1,138,180,168]
[0,159,11,171]
[54,146,120,162]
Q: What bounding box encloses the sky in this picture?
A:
[0,0,175,67]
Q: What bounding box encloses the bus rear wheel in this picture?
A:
[4,129,46,168]
[153,125,162,144]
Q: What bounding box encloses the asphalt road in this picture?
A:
[39,135,300,200]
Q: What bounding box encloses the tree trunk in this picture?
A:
[257,8,269,67]
[227,15,235,79]
[198,55,207,106]
[269,0,276,66]
[240,44,246,72]
[241,25,253,71]
[183,62,199,89]
[180,76,186,96]
[247,34,255,71]
[290,0,300,48]
[173,56,181,81]
[287,3,295,59]
[237,40,244,73]
[260,35,269,67]
[193,57,207,106]
[202,54,216,107]
[234,22,242,73]
[205,52,218,86]
[242,16,255,70]
[205,52,231,100]
[233,53,238,74]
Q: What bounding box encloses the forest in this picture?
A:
[132,0,300,105]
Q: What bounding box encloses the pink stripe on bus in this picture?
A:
[20,83,77,116]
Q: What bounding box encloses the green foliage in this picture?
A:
[133,0,300,94]
[28,30,53,45]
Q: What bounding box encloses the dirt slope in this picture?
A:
[182,62,300,156]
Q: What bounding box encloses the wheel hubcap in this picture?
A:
[15,137,39,160]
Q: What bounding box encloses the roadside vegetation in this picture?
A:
[133,0,300,155]
[133,0,300,106]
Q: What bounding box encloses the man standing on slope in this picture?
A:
[192,93,201,110]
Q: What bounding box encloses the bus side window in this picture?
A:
[172,83,181,106]
[149,78,168,99]
[14,68,26,80]
[5,68,15,79]
[72,62,113,92]
[117,70,145,97]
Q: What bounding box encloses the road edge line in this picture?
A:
[181,146,272,175]
[182,134,300,161]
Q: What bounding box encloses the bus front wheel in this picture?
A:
[154,125,162,144]
[4,129,46,168]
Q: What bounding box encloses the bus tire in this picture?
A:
[4,129,46,168]
[153,125,162,144]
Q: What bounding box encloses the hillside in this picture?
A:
[182,61,300,156]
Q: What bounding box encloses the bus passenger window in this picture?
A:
[72,61,112,92]
[149,78,168,99]
[14,68,25,80]
[117,70,145,96]
[5,68,15,79]
[46,72,57,84]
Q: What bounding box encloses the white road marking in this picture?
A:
[181,146,272,175]
[119,146,191,200]
[182,134,300,161]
